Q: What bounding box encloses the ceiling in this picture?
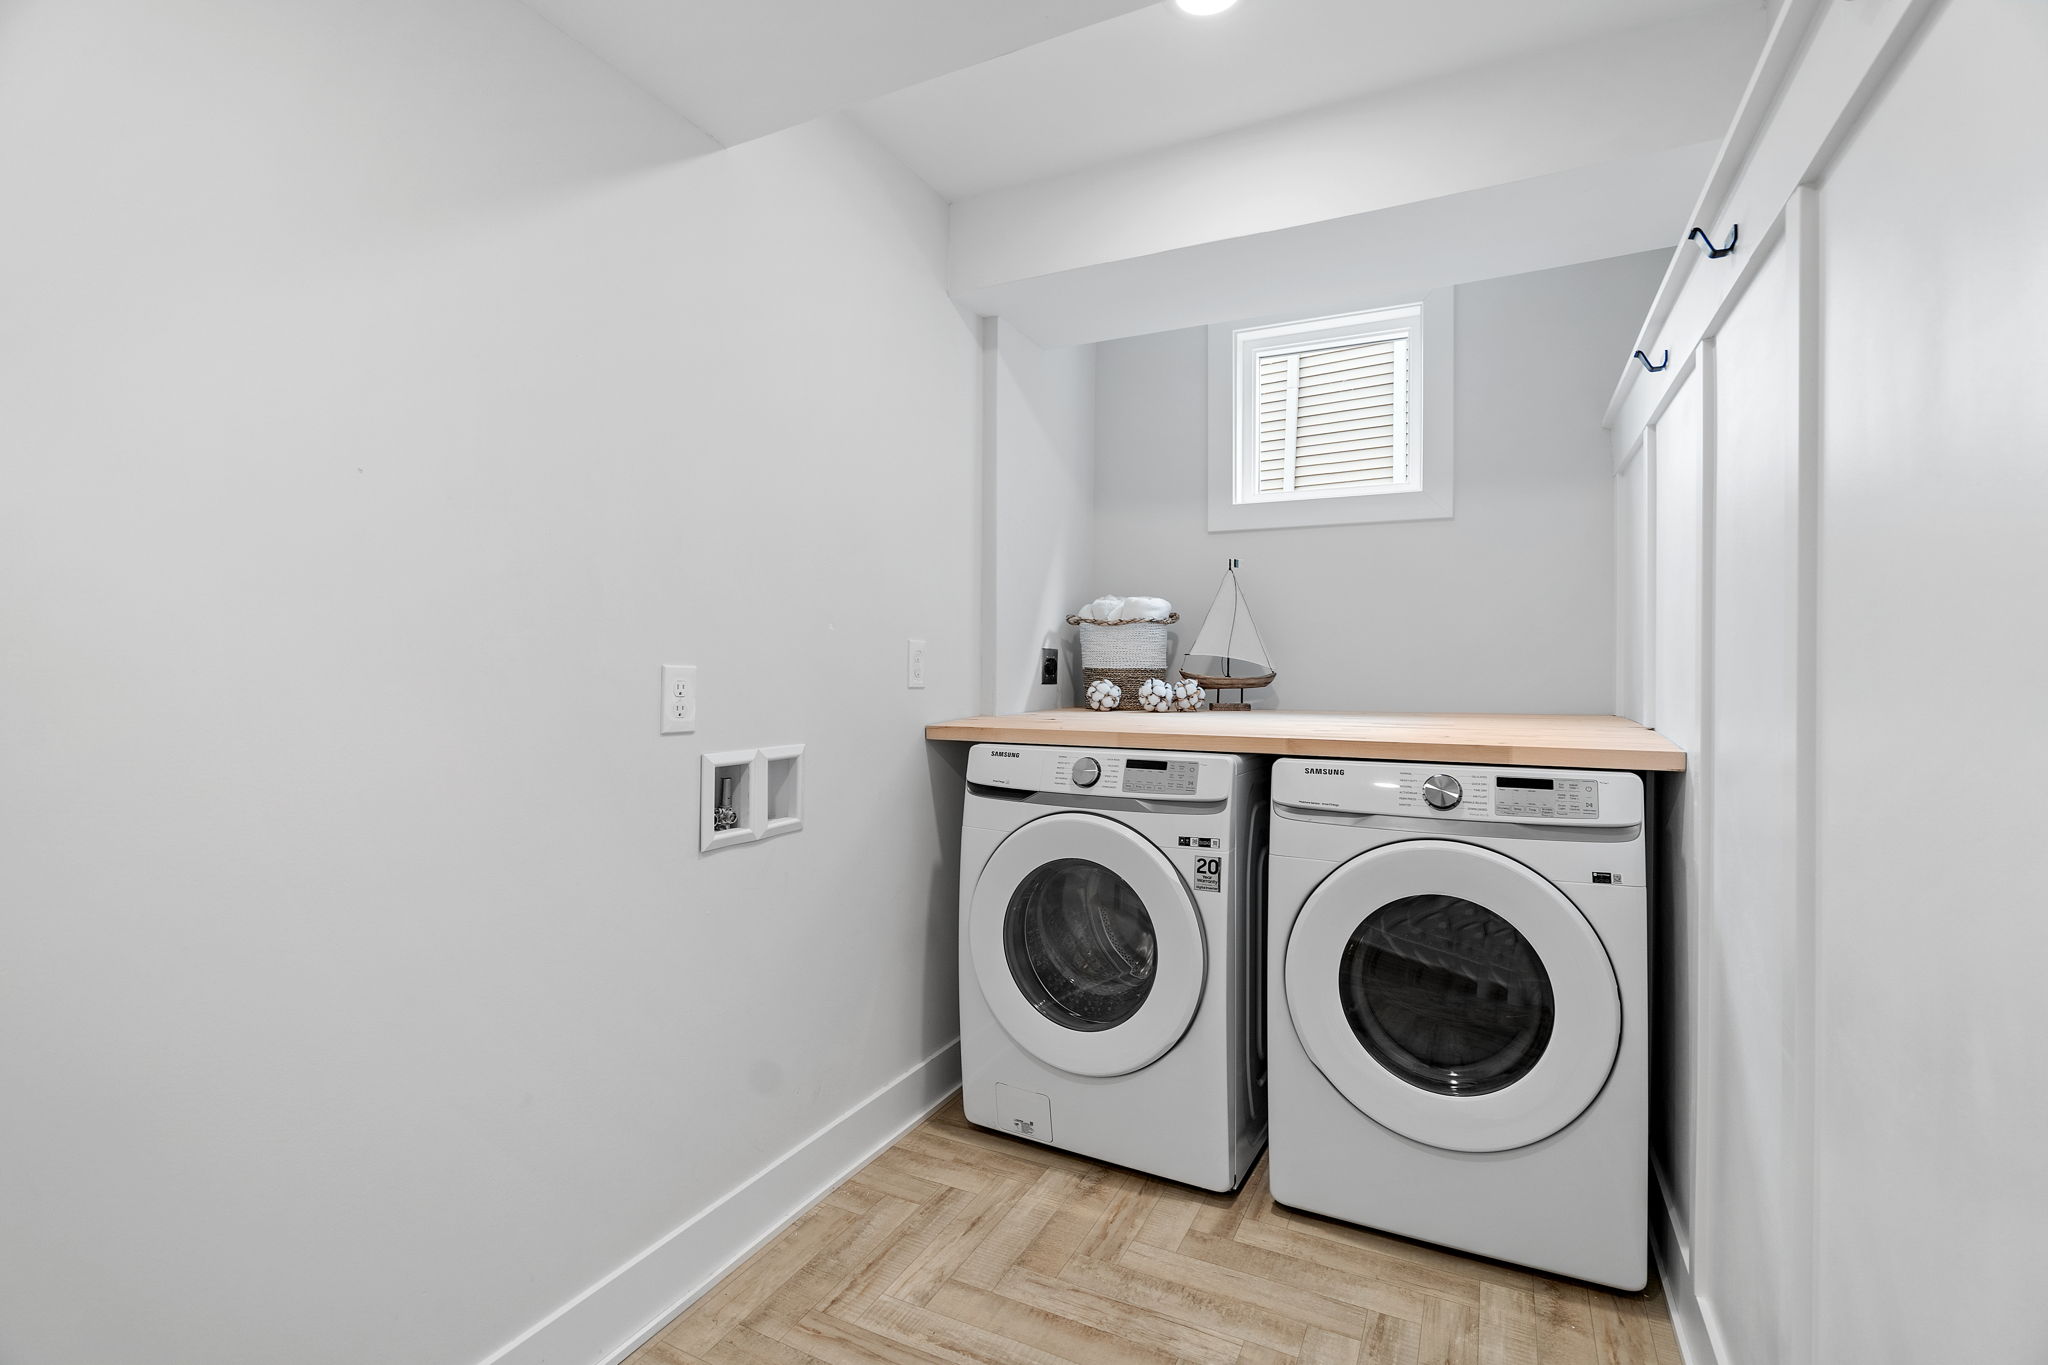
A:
[516,0,1772,347]
[516,0,1155,146]
[852,0,1760,199]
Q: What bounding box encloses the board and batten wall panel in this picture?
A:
[1700,214,1811,1365]
[1646,358,1707,1267]
[1614,437,1653,727]
[1811,0,2048,1359]
[1614,3,2048,1361]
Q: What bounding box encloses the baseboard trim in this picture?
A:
[1652,1162,1722,1365]
[477,1040,962,1365]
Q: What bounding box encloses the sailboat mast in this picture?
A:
[1224,559,1236,698]
[1224,559,1236,683]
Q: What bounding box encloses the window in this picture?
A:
[1244,309,1415,502]
[1208,293,1453,531]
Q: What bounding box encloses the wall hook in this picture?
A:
[1634,349,1670,373]
[1687,224,1739,258]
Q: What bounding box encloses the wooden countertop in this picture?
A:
[924,709,1686,772]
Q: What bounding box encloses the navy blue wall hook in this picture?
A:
[1688,224,1739,258]
[1634,349,1670,373]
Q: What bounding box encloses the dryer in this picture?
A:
[958,743,1266,1191]
[1267,758,1648,1289]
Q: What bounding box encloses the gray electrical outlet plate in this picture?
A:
[1040,650,1059,686]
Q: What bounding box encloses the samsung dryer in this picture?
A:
[1266,758,1649,1288]
[958,743,1267,1191]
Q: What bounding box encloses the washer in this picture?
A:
[1267,758,1648,1289]
[958,743,1267,1191]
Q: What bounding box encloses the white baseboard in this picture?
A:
[477,1040,962,1365]
[1652,1162,1723,1365]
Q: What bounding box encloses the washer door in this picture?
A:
[971,812,1206,1078]
[1285,840,1620,1152]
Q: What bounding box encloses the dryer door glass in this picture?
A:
[1338,893,1555,1096]
[1004,858,1156,1031]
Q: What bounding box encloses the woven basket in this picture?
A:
[1068,612,1178,711]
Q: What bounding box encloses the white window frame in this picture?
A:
[1207,290,1454,532]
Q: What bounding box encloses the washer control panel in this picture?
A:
[968,744,1236,801]
[1274,759,1641,828]
[1421,774,1463,810]
[1494,774,1600,819]
[1119,757,1201,796]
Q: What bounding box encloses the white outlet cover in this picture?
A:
[661,664,698,733]
[907,639,926,689]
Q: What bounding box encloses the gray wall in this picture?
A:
[0,3,977,1362]
[1091,251,1666,714]
[987,321,1096,713]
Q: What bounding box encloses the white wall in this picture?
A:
[986,322,1095,713]
[1090,252,1665,714]
[1811,1,2048,1359]
[0,4,979,1364]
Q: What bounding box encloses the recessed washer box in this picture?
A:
[700,746,806,851]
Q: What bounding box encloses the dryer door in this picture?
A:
[1285,840,1620,1153]
[970,812,1206,1078]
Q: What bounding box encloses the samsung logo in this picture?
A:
[990,750,1022,758]
[1302,767,1346,776]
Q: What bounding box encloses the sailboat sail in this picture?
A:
[1185,568,1273,675]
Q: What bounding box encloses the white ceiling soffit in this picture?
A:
[947,6,1769,305]
[854,0,1762,200]
[961,140,1719,347]
[515,0,1156,147]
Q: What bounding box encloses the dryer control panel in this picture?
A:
[968,744,1238,802]
[1274,759,1642,828]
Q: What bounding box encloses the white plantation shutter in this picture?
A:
[1252,332,1409,496]
[1217,300,1444,531]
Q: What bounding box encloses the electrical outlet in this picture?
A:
[906,639,927,689]
[661,665,698,733]
[1040,649,1059,686]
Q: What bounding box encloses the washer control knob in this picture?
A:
[1071,757,1102,788]
[1422,774,1463,810]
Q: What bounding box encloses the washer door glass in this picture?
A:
[1005,858,1156,1031]
[969,812,1207,1078]
[1339,894,1555,1097]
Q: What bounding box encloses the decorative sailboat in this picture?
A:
[1179,560,1276,711]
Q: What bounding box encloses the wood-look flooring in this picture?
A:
[628,1097,1682,1365]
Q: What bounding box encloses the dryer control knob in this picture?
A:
[1422,774,1463,810]
[1071,757,1102,788]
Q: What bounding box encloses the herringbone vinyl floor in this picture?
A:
[628,1097,1683,1365]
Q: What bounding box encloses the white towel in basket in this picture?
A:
[1077,595,1174,622]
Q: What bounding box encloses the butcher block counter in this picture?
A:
[925,709,1685,772]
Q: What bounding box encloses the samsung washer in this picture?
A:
[957,743,1266,1191]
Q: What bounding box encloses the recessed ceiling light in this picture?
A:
[1173,0,1239,15]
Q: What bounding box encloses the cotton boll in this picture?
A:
[1086,678,1123,711]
